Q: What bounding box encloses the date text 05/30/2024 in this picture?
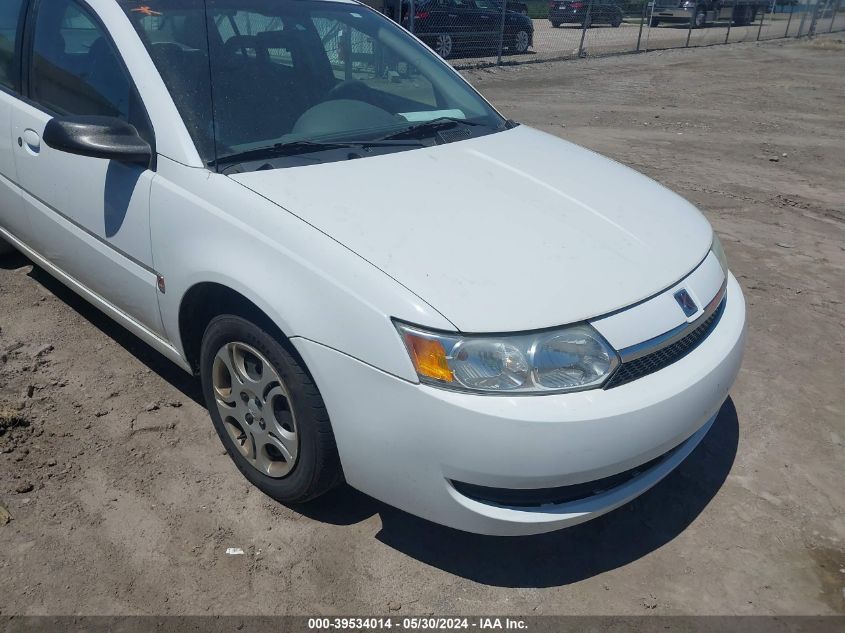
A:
[307,618,528,630]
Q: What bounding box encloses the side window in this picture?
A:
[29,0,131,118]
[0,0,25,90]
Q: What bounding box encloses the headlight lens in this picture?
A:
[712,233,729,276]
[395,321,619,394]
[451,338,530,390]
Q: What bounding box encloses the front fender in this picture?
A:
[149,157,455,382]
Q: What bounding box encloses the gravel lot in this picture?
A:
[1,35,844,616]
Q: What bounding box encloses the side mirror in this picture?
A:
[42,116,151,166]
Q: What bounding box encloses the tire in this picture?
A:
[200,315,342,504]
[582,13,592,28]
[693,7,706,28]
[433,32,453,59]
[611,13,623,27]
[512,29,530,54]
[650,17,660,27]
[550,21,561,28]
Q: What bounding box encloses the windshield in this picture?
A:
[119,0,506,170]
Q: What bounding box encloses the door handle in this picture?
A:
[448,13,457,17]
[22,128,41,154]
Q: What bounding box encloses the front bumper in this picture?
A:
[293,273,746,536]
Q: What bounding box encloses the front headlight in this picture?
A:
[711,233,730,276]
[395,321,620,394]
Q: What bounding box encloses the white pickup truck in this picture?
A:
[649,0,770,27]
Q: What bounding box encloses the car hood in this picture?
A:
[231,125,712,332]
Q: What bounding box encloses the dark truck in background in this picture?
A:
[649,0,771,27]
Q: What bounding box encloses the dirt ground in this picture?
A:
[1,35,844,616]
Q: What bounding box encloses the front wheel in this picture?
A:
[693,7,706,28]
[200,315,342,504]
[611,13,623,27]
[434,32,454,59]
[512,29,530,54]
[650,17,660,27]
[582,13,592,28]
[550,21,561,28]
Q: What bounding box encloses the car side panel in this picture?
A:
[0,90,26,244]
[149,156,456,382]
[464,6,498,51]
[0,220,190,371]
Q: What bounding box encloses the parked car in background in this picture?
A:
[400,0,528,18]
[549,0,625,27]
[405,0,534,58]
[649,0,768,27]
[501,0,530,13]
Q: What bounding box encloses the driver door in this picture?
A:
[0,0,29,246]
[10,0,163,334]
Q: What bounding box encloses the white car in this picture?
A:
[0,0,745,535]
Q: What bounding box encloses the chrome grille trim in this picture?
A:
[618,278,727,364]
[603,280,728,389]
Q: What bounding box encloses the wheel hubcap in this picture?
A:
[212,342,299,478]
[516,31,529,52]
[437,34,452,57]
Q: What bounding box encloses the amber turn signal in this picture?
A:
[403,333,453,383]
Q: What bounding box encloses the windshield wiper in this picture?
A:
[377,117,489,141]
[211,138,423,169]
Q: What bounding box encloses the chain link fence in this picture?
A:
[364,0,844,67]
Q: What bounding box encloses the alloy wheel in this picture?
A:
[514,30,530,53]
[212,341,299,478]
[435,33,453,59]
